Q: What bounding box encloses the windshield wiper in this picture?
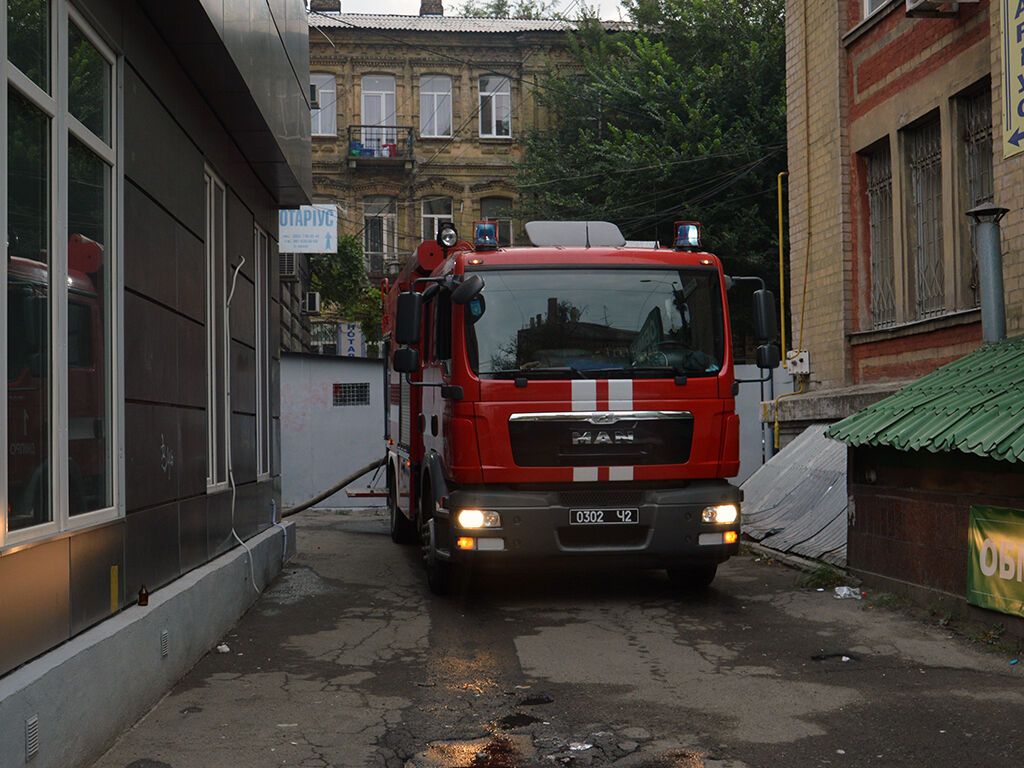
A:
[490,366,587,379]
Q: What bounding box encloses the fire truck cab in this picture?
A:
[384,220,777,594]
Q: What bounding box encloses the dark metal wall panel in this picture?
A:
[231,414,258,485]
[124,404,184,512]
[227,190,256,283]
[178,408,209,500]
[232,342,257,415]
[125,292,181,405]
[179,496,209,573]
[272,417,282,478]
[179,318,207,409]
[270,350,281,418]
[124,181,177,310]
[229,277,256,348]
[207,491,235,559]
[0,540,71,675]
[124,65,204,239]
[175,224,206,323]
[125,502,181,597]
[69,522,125,636]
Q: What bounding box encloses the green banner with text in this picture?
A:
[968,505,1024,617]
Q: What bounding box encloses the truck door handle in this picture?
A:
[431,416,438,436]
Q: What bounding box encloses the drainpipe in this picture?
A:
[966,202,1009,344]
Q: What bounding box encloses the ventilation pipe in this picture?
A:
[966,202,1009,343]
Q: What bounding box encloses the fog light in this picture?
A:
[456,536,476,550]
[456,509,501,529]
[724,530,739,545]
[702,504,739,524]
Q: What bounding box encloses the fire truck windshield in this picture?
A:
[467,268,724,379]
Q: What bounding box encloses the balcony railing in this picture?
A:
[347,126,414,167]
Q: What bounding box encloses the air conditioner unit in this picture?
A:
[906,0,978,18]
[302,291,322,315]
[280,252,297,281]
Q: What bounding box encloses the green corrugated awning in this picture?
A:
[826,335,1024,463]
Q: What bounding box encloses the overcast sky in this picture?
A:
[335,0,630,22]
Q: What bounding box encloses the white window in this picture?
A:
[363,196,398,276]
[479,76,511,138]
[481,197,514,246]
[360,75,396,154]
[205,169,228,490]
[863,0,888,17]
[422,197,453,241]
[254,225,271,480]
[310,73,336,136]
[420,75,452,138]
[2,2,122,547]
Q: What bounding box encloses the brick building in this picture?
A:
[306,1,623,281]
[778,0,1022,433]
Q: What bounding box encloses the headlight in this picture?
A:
[456,509,501,529]
[438,223,459,248]
[702,503,739,524]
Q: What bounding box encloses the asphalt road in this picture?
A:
[94,509,1024,768]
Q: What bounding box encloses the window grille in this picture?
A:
[907,118,944,319]
[333,383,371,407]
[866,145,896,328]
[962,90,993,307]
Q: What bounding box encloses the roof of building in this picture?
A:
[309,12,630,34]
[827,335,1024,464]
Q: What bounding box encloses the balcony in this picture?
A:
[347,126,414,170]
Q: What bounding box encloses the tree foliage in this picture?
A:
[310,236,382,347]
[456,0,560,19]
[516,0,786,284]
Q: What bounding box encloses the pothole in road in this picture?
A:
[412,734,535,768]
[810,652,859,662]
[496,712,543,729]
[519,693,555,706]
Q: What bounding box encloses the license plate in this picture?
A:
[568,508,639,525]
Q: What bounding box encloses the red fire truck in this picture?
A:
[383,220,776,594]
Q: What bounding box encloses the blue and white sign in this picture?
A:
[338,322,366,358]
[279,205,338,253]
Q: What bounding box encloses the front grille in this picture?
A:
[557,526,650,549]
[509,414,693,467]
[559,490,643,508]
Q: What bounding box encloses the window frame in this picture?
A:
[310,72,336,137]
[205,167,229,492]
[480,196,514,247]
[863,0,889,18]
[478,75,512,139]
[421,196,453,242]
[2,0,124,549]
[419,74,452,139]
[254,224,271,481]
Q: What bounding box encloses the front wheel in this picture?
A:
[667,564,718,590]
[421,517,453,595]
[388,468,417,545]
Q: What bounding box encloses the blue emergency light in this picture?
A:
[673,221,701,250]
[474,221,499,250]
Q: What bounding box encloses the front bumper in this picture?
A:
[443,480,741,569]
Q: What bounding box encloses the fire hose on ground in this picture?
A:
[282,456,387,519]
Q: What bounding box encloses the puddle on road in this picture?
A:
[518,693,555,706]
[496,712,542,729]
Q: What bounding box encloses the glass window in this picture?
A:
[68,21,111,143]
[905,116,944,319]
[479,76,511,138]
[960,87,993,308]
[6,89,52,531]
[7,0,50,91]
[67,136,111,514]
[864,0,888,16]
[466,269,725,378]
[480,197,513,246]
[422,197,453,241]
[864,143,895,329]
[206,171,228,489]
[363,196,397,278]
[361,75,396,153]
[310,73,336,136]
[255,226,271,479]
[420,75,452,138]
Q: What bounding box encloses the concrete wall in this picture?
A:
[281,354,386,509]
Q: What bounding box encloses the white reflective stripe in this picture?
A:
[476,538,505,551]
[573,467,599,482]
[698,532,725,546]
[608,379,632,411]
[608,466,634,481]
[571,380,597,411]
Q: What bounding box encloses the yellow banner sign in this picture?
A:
[1001,0,1024,158]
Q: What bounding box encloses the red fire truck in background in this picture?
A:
[383,220,777,594]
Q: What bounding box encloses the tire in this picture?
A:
[388,467,417,544]
[667,564,718,590]
[420,482,452,595]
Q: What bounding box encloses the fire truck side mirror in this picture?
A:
[752,289,778,343]
[452,274,484,305]
[755,343,781,370]
[393,347,420,373]
[395,292,422,345]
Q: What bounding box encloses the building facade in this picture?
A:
[307,2,617,280]
[779,0,1022,433]
[0,0,310,694]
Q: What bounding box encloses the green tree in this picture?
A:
[310,236,383,349]
[456,0,560,19]
[517,0,786,284]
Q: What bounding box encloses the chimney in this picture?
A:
[310,0,341,12]
[966,202,1009,343]
[419,0,444,15]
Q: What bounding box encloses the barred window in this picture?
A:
[865,144,895,328]
[905,117,944,319]
[960,89,993,308]
[333,383,371,407]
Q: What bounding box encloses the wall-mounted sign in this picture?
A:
[967,505,1024,616]
[338,321,366,358]
[1000,0,1024,158]
[279,205,337,253]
